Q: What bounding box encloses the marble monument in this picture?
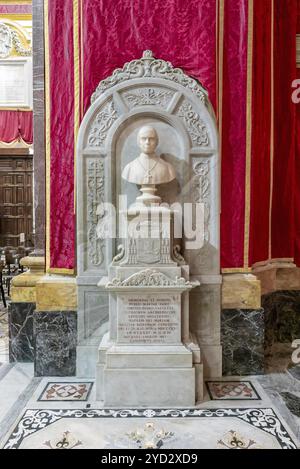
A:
[96,123,202,406]
[76,51,221,403]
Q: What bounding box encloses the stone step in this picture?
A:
[103,344,194,368]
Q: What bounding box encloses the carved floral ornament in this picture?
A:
[91,50,207,104]
[192,160,211,242]
[0,22,31,58]
[87,160,105,266]
[87,101,118,147]
[123,88,173,108]
[106,268,194,289]
[87,51,210,148]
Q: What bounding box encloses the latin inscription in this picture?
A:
[118,294,180,344]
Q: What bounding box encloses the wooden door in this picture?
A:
[0,153,33,247]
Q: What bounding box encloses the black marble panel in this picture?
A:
[262,291,300,372]
[34,311,77,376]
[263,291,300,345]
[288,366,300,381]
[9,302,35,362]
[221,309,264,375]
[280,392,300,418]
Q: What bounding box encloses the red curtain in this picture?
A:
[271,0,297,259]
[49,0,218,270]
[220,0,248,268]
[295,68,300,265]
[46,0,300,271]
[297,1,300,263]
[0,110,33,144]
[48,0,75,270]
[249,0,272,266]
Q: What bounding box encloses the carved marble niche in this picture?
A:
[76,51,220,377]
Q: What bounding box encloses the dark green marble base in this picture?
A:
[9,302,35,362]
[221,309,264,375]
[262,290,300,372]
[222,291,300,375]
[263,291,300,344]
[34,310,77,376]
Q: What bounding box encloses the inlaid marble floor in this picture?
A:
[0,303,299,449]
[0,362,299,449]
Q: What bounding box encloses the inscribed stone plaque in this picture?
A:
[0,59,32,108]
[117,293,181,344]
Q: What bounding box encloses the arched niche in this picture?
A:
[76,51,221,376]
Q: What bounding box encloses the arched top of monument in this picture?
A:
[91,50,208,106]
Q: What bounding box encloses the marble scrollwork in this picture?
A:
[123,88,173,108]
[11,30,32,56]
[87,160,105,266]
[91,50,207,104]
[0,23,31,58]
[177,102,209,146]
[112,244,125,263]
[173,244,186,264]
[192,160,210,242]
[87,101,118,147]
[106,268,192,288]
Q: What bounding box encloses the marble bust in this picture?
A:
[122,126,176,185]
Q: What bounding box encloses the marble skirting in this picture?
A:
[262,290,300,372]
[9,303,35,362]
[221,309,264,376]
[34,311,77,377]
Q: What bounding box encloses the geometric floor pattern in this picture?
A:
[0,362,299,450]
[3,407,297,449]
[206,381,261,400]
[38,382,93,401]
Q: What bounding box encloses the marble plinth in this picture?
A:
[221,309,264,375]
[97,263,202,406]
[99,367,195,407]
[34,311,77,376]
[97,335,196,406]
[9,303,35,362]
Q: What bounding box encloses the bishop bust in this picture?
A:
[122,126,176,186]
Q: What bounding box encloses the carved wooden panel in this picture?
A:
[0,154,33,247]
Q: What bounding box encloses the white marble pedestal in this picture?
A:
[96,338,198,406]
[96,267,203,406]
